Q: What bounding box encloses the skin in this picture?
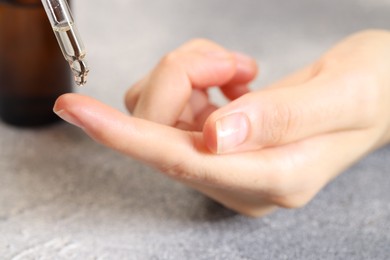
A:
[54,30,390,217]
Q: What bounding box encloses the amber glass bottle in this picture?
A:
[0,0,72,127]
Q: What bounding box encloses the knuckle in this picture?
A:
[155,148,195,180]
[157,159,191,180]
[157,159,213,184]
[159,51,183,68]
[260,102,297,145]
[187,38,215,47]
[155,135,206,182]
[157,153,223,186]
[182,38,222,51]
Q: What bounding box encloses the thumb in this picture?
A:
[203,76,367,154]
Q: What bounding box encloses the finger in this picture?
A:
[220,52,258,100]
[170,89,213,131]
[187,89,218,131]
[125,75,150,114]
[54,94,199,170]
[182,42,259,93]
[130,40,258,126]
[131,50,234,125]
[125,38,229,113]
[52,94,279,191]
[220,84,251,101]
[203,72,372,154]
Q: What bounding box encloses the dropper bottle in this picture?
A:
[0,0,73,126]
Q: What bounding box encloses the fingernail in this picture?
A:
[215,112,249,154]
[234,52,256,70]
[54,109,84,128]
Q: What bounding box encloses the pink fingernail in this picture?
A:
[54,109,84,128]
[215,112,249,154]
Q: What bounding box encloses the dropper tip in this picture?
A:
[70,59,89,87]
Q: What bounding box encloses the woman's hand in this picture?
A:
[54,30,390,217]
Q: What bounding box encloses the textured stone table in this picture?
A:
[1,0,390,259]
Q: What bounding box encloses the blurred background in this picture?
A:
[1,0,389,259]
[76,0,390,110]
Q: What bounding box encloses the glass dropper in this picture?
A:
[41,0,89,86]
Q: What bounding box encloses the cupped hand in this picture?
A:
[54,30,390,217]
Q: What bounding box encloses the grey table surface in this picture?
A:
[1,0,390,259]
